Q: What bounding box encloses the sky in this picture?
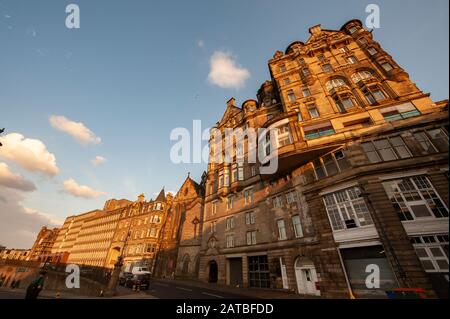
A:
[0,0,448,248]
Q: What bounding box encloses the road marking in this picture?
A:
[202,292,224,298]
[154,283,169,287]
[176,286,192,292]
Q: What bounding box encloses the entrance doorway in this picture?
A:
[295,257,320,296]
[208,260,218,283]
[228,258,243,287]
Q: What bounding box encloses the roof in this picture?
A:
[155,188,166,202]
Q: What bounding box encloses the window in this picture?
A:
[307,104,320,118]
[218,171,224,189]
[318,54,325,62]
[323,187,374,231]
[273,195,283,208]
[349,26,357,33]
[276,124,292,147]
[279,64,286,72]
[226,235,234,248]
[246,231,257,245]
[382,175,449,221]
[210,221,217,233]
[248,256,270,288]
[422,128,449,152]
[231,163,238,183]
[149,227,157,238]
[358,37,368,45]
[245,211,256,225]
[287,90,296,102]
[277,219,287,240]
[302,87,311,97]
[322,64,333,73]
[286,190,298,204]
[297,111,303,122]
[211,200,218,215]
[251,165,258,177]
[283,78,290,85]
[224,168,230,187]
[238,162,244,181]
[381,62,393,72]
[226,217,235,230]
[326,78,347,91]
[302,68,311,76]
[227,195,234,210]
[347,56,358,64]
[362,137,411,163]
[363,86,386,104]
[298,58,306,66]
[304,123,336,140]
[410,235,449,273]
[244,188,253,205]
[339,46,349,53]
[292,215,303,238]
[351,70,373,83]
[367,47,378,55]
[381,104,421,121]
[311,149,351,180]
[334,95,354,112]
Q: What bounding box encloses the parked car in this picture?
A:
[119,272,133,286]
[125,273,151,290]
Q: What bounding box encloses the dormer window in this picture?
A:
[348,26,358,34]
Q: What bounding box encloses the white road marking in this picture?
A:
[176,286,192,292]
[202,292,224,299]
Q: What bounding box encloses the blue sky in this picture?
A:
[0,0,448,247]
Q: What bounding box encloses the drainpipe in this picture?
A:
[336,248,356,299]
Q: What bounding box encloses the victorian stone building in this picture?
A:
[198,19,448,298]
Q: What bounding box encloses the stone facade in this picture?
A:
[197,19,449,298]
[28,226,60,262]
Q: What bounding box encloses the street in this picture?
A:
[142,279,248,299]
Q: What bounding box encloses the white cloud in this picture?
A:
[91,155,107,166]
[0,133,59,176]
[197,39,205,48]
[49,115,101,145]
[63,178,106,199]
[0,188,61,249]
[0,162,36,192]
[208,50,250,89]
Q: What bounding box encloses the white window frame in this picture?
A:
[292,215,303,238]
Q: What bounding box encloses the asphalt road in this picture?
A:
[140,279,248,299]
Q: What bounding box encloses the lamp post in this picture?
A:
[359,183,407,287]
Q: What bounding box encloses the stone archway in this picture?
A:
[294,256,320,296]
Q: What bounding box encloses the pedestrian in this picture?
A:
[25,270,47,299]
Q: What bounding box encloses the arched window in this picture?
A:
[351,70,373,83]
[326,78,347,91]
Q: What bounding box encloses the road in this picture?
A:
[141,279,248,299]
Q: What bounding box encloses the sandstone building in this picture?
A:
[198,19,448,298]
[28,226,60,262]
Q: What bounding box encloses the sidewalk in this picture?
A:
[0,286,157,299]
[155,278,317,299]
